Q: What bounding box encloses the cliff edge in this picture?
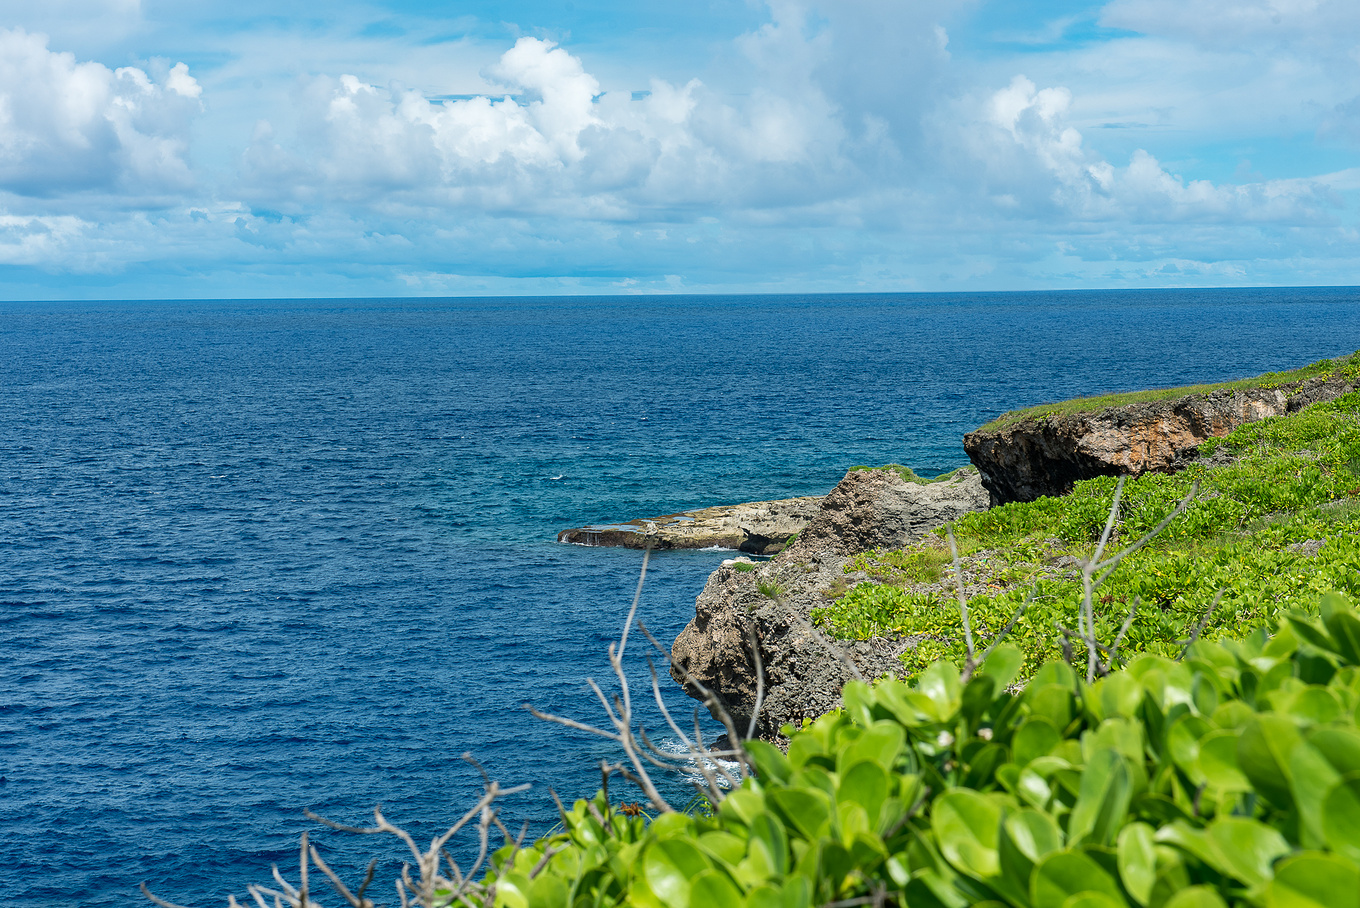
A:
[963,370,1357,505]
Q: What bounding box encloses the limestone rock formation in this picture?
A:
[669,467,990,738]
[557,496,824,554]
[963,373,1356,505]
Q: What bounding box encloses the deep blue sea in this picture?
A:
[2,290,1358,906]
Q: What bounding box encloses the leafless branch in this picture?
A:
[1072,478,1201,681]
[1177,591,1226,660]
[947,528,976,669]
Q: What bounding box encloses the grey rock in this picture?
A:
[557,496,824,554]
[669,467,990,738]
[1288,539,1326,557]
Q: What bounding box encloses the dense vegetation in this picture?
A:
[485,591,1360,908]
[814,390,1360,680]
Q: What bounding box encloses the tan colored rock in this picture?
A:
[963,374,1356,505]
[557,495,824,555]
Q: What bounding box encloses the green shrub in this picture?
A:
[488,592,1360,908]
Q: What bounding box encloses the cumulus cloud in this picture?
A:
[967,74,1338,224]
[238,31,896,220]
[0,28,201,198]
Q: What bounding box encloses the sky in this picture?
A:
[0,0,1358,298]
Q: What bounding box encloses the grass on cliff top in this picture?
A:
[975,349,1360,433]
[813,390,1360,681]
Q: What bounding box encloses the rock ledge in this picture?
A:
[557,496,824,555]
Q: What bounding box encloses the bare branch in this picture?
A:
[973,589,1034,674]
[744,620,766,743]
[947,527,976,672]
[1092,481,1200,587]
[1177,591,1226,660]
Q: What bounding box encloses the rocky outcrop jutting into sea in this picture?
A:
[962,372,1357,505]
[668,467,990,738]
[557,496,824,554]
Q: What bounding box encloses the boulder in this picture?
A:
[669,467,990,738]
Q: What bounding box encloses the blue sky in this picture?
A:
[0,0,1358,298]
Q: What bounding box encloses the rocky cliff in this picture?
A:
[558,495,824,554]
[669,467,990,738]
[963,372,1357,505]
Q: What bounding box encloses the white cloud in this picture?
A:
[0,212,88,264]
[238,34,871,219]
[966,74,1338,224]
[1100,0,1360,50]
[0,28,201,198]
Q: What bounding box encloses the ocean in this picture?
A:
[2,289,1357,906]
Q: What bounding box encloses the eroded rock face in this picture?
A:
[963,374,1356,505]
[669,468,990,738]
[557,496,824,554]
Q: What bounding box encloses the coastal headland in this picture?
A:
[678,353,1359,737]
[558,352,1360,739]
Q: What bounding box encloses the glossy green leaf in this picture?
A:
[1285,613,1341,656]
[748,811,790,877]
[1266,852,1360,908]
[1062,894,1126,908]
[932,789,1002,879]
[962,675,998,729]
[1321,775,1360,862]
[742,884,782,908]
[836,721,905,773]
[1197,729,1251,793]
[1289,740,1342,849]
[699,831,747,867]
[1237,715,1304,809]
[1162,886,1229,908]
[838,760,890,829]
[1092,673,1143,721]
[1166,714,1211,781]
[1013,717,1062,766]
[1068,749,1132,847]
[918,661,964,722]
[1206,817,1290,889]
[999,808,1064,903]
[1322,596,1360,665]
[690,869,744,908]
[1027,684,1075,730]
[1033,661,1080,691]
[1116,823,1156,907]
[745,739,792,784]
[981,644,1024,690]
[768,788,832,842]
[841,680,876,728]
[720,789,769,826]
[643,838,712,908]
[1309,727,1360,776]
[778,876,812,908]
[1031,850,1125,907]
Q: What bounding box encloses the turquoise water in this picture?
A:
[1,290,1357,905]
